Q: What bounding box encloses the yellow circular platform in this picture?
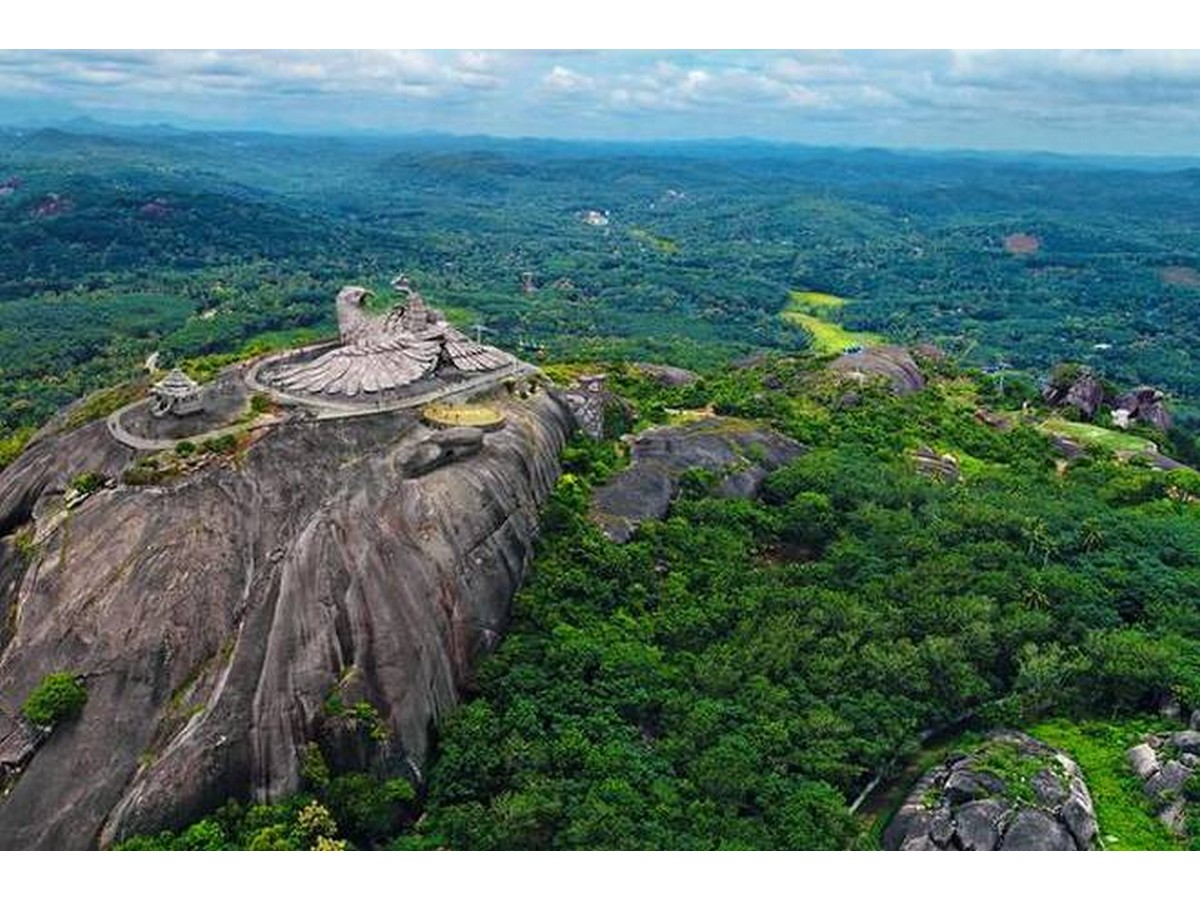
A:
[422,402,506,430]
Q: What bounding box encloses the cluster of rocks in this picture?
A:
[973,408,1013,431]
[563,373,627,440]
[398,426,487,478]
[827,345,926,396]
[884,731,1099,851]
[911,446,960,483]
[1112,386,1173,432]
[1043,368,1106,420]
[1042,366,1172,432]
[591,417,805,543]
[1125,712,1200,836]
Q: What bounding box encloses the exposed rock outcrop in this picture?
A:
[1043,367,1105,421]
[884,731,1098,851]
[828,346,925,396]
[397,425,487,477]
[1125,720,1200,836]
[633,363,700,387]
[562,374,627,440]
[591,417,804,543]
[1112,387,1173,433]
[1043,366,1174,432]
[0,390,574,849]
[911,446,960,483]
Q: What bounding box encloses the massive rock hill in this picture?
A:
[0,391,573,849]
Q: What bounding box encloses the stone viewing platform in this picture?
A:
[421,402,507,431]
[107,275,539,451]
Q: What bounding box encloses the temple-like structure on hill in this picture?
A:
[262,275,515,399]
[149,368,204,417]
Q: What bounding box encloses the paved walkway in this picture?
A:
[107,354,537,452]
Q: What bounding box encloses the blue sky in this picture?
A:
[4,50,1200,155]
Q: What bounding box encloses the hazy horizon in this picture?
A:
[5,50,1200,158]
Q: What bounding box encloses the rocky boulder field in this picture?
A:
[1125,711,1200,837]
[884,731,1099,851]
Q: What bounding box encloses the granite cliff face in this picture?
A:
[0,391,573,849]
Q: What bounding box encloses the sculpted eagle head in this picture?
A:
[336,285,374,307]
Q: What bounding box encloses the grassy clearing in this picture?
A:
[781,290,881,354]
[63,380,148,430]
[1028,718,1181,851]
[629,227,679,254]
[782,310,880,354]
[786,289,847,312]
[1039,418,1157,455]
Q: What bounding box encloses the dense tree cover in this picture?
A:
[6,125,1200,468]
[391,366,1199,849]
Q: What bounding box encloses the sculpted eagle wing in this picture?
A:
[266,279,512,398]
[441,325,515,371]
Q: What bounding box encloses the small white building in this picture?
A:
[150,369,205,417]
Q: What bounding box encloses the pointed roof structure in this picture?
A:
[150,368,205,417]
[153,368,200,398]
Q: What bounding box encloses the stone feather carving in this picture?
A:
[265,280,513,398]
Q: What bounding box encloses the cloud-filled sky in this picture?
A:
[3,50,1200,155]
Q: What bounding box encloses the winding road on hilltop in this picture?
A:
[107,355,536,452]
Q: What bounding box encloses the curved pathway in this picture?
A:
[107,354,537,452]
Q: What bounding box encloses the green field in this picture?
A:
[1039,418,1158,455]
[629,227,679,254]
[786,289,848,311]
[780,290,880,353]
[1028,719,1182,851]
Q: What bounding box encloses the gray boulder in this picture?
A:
[1000,808,1077,851]
[1126,743,1160,780]
[1114,386,1173,432]
[1031,767,1071,806]
[633,363,700,387]
[1159,799,1187,836]
[944,768,1006,804]
[828,345,925,396]
[1145,760,1192,800]
[434,426,486,448]
[1169,730,1200,754]
[591,417,804,543]
[1126,727,1200,838]
[1042,367,1105,421]
[954,799,1007,851]
[1061,787,1098,849]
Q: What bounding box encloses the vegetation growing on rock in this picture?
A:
[22,673,87,728]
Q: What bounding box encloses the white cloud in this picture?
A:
[4,49,1200,153]
[543,65,594,94]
